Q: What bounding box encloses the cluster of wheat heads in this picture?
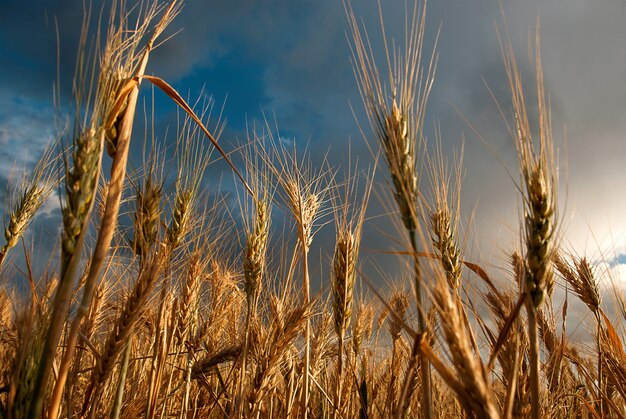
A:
[1,0,625,418]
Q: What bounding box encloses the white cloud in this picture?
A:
[608,263,626,291]
[0,96,56,179]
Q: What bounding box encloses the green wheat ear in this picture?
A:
[1,139,59,267]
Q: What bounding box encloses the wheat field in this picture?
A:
[0,1,624,418]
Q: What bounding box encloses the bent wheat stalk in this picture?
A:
[27,3,113,409]
[47,3,181,417]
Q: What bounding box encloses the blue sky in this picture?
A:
[1,0,625,304]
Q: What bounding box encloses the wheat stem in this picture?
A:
[110,340,131,419]
[409,229,432,417]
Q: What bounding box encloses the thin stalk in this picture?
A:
[594,312,603,418]
[527,299,540,419]
[395,334,421,419]
[146,287,168,419]
[181,349,195,418]
[503,320,520,419]
[385,340,399,415]
[409,229,432,418]
[237,300,254,418]
[111,341,131,419]
[334,332,345,419]
[301,241,311,419]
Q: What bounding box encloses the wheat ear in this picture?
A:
[244,198,270,315]
[130,164,164,265]
[29,123,103,418]
[554,253,604,415]
[167,103,216,250]
[235,133,274,417]
[1,140,59,269]
[427,139,463,291]
[433,279,500,418]
[331,229,356,416]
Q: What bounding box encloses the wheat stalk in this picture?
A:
[29,119,104,418]
[347,2,438,415]
[384,290,409,416]
[498,22,558,419]
[483,257,530,418]
[331,229,356,415]
[330,162,372,417]
[248,298,312,418]
[238,196,271,415]
[234,132,274,417]
[120,150,166,418]
[175,252,204,346]
[263,132,332,418]
[176,253,204,416]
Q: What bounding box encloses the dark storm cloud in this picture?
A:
[0,1,94,103]
[1,0,625,293]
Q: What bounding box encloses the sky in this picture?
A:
[1,0,625,319]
